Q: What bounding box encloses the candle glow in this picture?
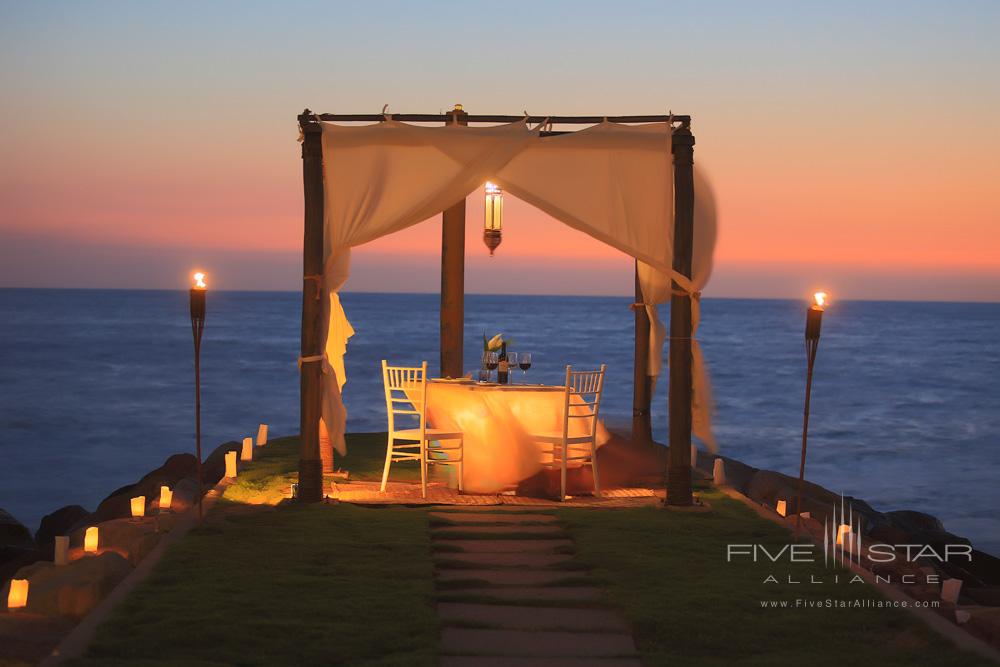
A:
[84,526,99,553]
[159,485,172,511]
[7,579,28,610]
[225,450,237,478]
[131,496,146,518]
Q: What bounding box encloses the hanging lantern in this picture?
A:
[483,182,503,256]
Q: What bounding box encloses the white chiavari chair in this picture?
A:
[380,360,464,498]
[531,364,606,501]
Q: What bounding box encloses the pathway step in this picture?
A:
[440,586,604,603]
[436,539,573,554]
[431,506,554,513]
[441,628,637,658]
[433,525,567,536]
[437,552,572,568]
[438,602,629,632]
[431,512,558,524]
[441,657,642,667]
[437,569,584,586]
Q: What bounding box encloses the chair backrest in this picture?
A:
[381,360,428,435]
[560,364,607,439]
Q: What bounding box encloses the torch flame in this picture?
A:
[813,292,827,308]
[193,272,207,289]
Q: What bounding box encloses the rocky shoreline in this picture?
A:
[1,438,245,621]
[2,435,998,624]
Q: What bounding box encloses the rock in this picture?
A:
[744,469,885,532]
[0,546,46,589]
[1,551,132,618]
[72,453,201,528]
[966,549,1000,587]
[68,518,166,566]
[966,607,1000,645]
[203,440,242,485]
[885,510,945,533]
[0,508,34,550]
[712,456,758,493]
[165,477,202,514]
[35,505,89,550]
[964,586,1000,606]
[0,509,41,588]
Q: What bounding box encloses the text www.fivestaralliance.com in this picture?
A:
[760,599,940,609]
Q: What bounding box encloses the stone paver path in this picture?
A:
[431,509,641,666]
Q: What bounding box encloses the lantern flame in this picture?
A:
[813,292,827,308]
[485,181,501,195]
[193,272,207,289]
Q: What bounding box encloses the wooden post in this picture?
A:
[632,263,652,444]
[298,109,325,503]
[440,104,468,378]
[666,123,695,506]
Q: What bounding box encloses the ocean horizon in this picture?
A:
[1,288,998,555]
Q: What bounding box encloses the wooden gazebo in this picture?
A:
[295,107,698,506]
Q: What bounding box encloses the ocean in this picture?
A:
[1,289,998,554]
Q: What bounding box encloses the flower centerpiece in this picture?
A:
[482,332,514,383]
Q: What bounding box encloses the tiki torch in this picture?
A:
[795,292,827,530]
[190,272,207,521]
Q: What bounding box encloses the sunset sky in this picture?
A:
[1,1,998,300]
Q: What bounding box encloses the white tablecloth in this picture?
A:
[421,380,610,493]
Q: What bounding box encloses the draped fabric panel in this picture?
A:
[315,119,717,457]
[636,166,718,451]
[318,120,536,454]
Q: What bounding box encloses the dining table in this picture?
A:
[420,378,610,494]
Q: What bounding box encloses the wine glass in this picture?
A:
[507,352,518,383]
[485,351,499,382]
[518,352,532,383]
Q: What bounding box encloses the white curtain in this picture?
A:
[316,119,716,456]
[636,166,718,451]
[319,120,536,453]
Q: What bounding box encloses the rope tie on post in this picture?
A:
[297,353,327,371]
[304,274,323,300]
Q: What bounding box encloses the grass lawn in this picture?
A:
[558,492,993,667]
[221,432,413,505]
[68,434,991,666]
[71,434,437,667]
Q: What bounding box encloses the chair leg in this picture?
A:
[420,440,428,499]
[457,438,464,493]
[559,444,567,502]
[590,440,602,498]
[379,435,394,492]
